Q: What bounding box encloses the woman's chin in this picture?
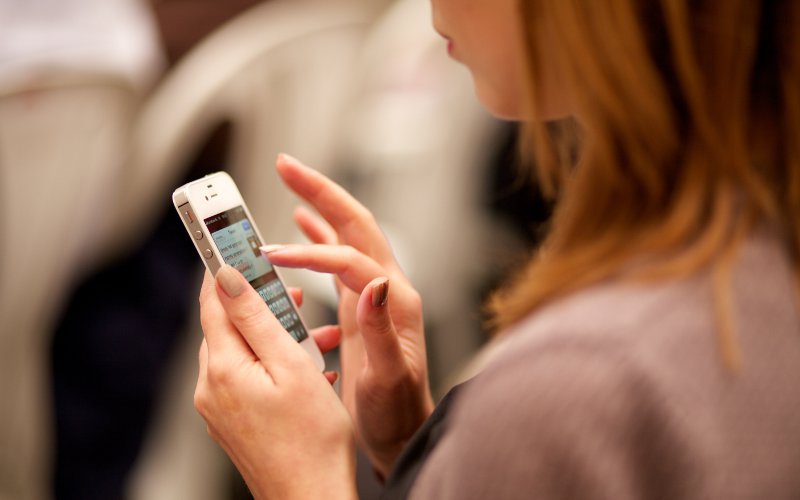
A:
[480,99,527,122]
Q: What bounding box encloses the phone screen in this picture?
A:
[204,206,308,342]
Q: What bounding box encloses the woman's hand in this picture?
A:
[263,154,435,478]
[195,266,356,500]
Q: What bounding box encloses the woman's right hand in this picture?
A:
[264,154,434,479]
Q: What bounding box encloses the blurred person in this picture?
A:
[0,0,162,88]
[0,1,162,499]
[197,0,799,499]
[46,2,289,499]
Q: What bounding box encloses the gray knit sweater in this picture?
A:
[411,230,800,499]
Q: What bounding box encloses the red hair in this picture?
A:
[488,0,800,368]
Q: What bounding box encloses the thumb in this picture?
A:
[356,277,404,379]
[214,264,301,369]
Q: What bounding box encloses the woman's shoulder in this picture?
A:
[410,229,800,500]
[484,225,798,378]
[412,315,706,499]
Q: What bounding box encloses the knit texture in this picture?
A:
[412,230,800,499]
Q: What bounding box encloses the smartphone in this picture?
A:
[173,171,325,370]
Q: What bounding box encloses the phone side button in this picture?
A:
[203,249,214,259]
[194,230,204,240]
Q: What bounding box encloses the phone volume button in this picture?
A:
[194,230,204,240]
[203,249,213,259]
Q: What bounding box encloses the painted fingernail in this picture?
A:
[260,244,284,254]
[371,278,389,307]
[217,265,246,298]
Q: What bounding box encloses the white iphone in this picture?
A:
[173,171,325,370]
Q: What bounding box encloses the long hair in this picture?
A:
[487,0,800,367]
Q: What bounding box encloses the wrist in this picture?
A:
[248,456,358,500]
[368,441,409,481]
[368,392,435,480]
[243,438,358,500]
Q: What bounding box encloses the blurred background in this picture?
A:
[0,0,550,498]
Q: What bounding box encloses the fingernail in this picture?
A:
[260,244,284,255]
[371,278,389,307]
[277,152,302,167]
[217,265,246,298]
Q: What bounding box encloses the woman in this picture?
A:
[193,0,800,498]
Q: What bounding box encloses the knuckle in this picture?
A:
[369,317,394,337]
[405,287,423,310]
[198,275,216,307]
[193,387,209,416]
[359,206,377,226]
[198,299,212,330]
[282,349,310,374]
[206,360,233,387]
[198,284,210,305]
[205,424,219,441]
[342,244,361,261]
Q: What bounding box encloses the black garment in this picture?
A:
[50,217,196,499]
[49,125,230,499]
[381,383,467,500]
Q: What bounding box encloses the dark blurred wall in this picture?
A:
[151,0,265,65]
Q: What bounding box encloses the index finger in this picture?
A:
[276,153,398,270]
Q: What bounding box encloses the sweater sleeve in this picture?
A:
[409,342,703,500]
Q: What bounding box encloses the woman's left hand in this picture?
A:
[194,266,357,500]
